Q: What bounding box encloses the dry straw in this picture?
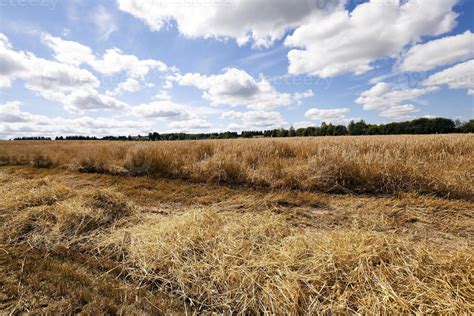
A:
[101,209,473,314]
[1,134,473,197]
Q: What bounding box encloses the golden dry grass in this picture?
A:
[1,134,473,197]
[1,134,473,314]
[100,209,473,314]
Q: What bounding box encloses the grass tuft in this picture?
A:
[4,187,134,246]
[30,152,55,169]
[101,209,473,314]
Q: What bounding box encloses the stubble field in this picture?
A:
[1,134,473,314]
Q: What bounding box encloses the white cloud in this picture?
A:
[162,80,173,89]
[0,33,10,48]
[399,31,474,72]
[89,48,168,78]
[3,32,184,112]
[221,111,244,120]
[305,107,350,121]
[0,33,128,114]
[379,104,420,120]
[423,59,474,94]
[0,36,30,87]
[0,101,149,139]
[43,34,169,78]
[61,90,128,113]
[357,60,474,119]
[356,82,438,111]
[106,78,141,96]
[153,90,172,101]
[299,111,359,126]
[173,68,309,110]
[168,119,212,131]
[129,101,191,119]
[293,89,314,105]
[292,121,314,129]
[285,0,458,77]
[41,33,94,67]
[223,110,287,131]
[117,0,344,47]
[23,59,99,95]
[0,101,31,122]
[42,34,171,96]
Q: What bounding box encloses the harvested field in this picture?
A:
[1,135,473,314]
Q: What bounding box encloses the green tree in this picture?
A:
[460,120,474,133]
[288,126,296,137]
[348,120,368,135]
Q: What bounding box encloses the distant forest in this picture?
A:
[12,117,474,141]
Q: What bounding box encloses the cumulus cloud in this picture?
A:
[173,68,311,110]
[223,110,287,131]
[0,41,29,87]
[129,99,219,131]
[129,101,191,119]
[60,90,128,113]
[0,33,127,113]
[129,100,213,132]
[43,34,169,77]
[42,33,171,96]
[358,59,474,119]
[117,0,344,47]
[106,78,141,96]
[379,104,420,120]
[90,48,169,78]
[221,111,244,120]
[355,82,438,111]
[398,31,474,72]
[304,107,350,121]
[0,101,149,139]
[168,119,212,131]
[40,33,94,67]
[0,101,31,122]
[293,90,314,105]
[303,109,359,125]
[285,0,458,77]
[292,121,314,129]
[423,59,474,95]
[153,90,172,101]
[1,33,98,91]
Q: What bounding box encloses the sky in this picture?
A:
[0,0,473,138]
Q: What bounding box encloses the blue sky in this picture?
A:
[0,0,473,138]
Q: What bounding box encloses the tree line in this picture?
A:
[12,117,474,141]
